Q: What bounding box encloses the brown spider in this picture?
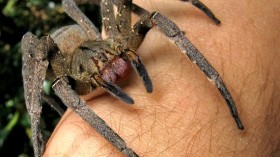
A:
[21,0,244,156]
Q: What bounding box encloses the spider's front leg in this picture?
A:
[128,3,244,129]
[22,32,57,157]
[150,12,244,130]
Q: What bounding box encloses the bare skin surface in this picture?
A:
[44,0,280,156]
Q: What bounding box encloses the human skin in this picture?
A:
[44,0,280,157]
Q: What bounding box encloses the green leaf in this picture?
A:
[0,111,19,147]
[2,0,18,17]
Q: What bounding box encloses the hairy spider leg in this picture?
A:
[151,12,244,130]
[115,0,132,35]
[22,33,57,157]
[52,77,138,157]
[101,0,119,38]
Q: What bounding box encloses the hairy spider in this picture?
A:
[22,0,244,156]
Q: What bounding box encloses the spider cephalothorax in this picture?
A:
[22,0,244,157]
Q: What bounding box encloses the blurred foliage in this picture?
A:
[0,0,101,156]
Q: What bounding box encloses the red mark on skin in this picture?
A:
[101,57,131,83]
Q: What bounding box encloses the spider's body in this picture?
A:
[49,24,133,96]
[22,0,244,157]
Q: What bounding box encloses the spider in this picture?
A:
[21,0,244,156]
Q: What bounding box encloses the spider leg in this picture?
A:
[126,7,243,129]
[52,77,139,157]
[22,32,57,157]
[180,0,221,24]
[62,0,101,40]
[100,0,119,38]
[100,0,145,38]
[151,12,244,130]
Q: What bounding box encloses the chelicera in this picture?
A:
[21,0,244,156]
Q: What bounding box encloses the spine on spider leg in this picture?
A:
[151,12,244,130]
[52,78,139,157]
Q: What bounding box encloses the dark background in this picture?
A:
[0,0,101,156]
